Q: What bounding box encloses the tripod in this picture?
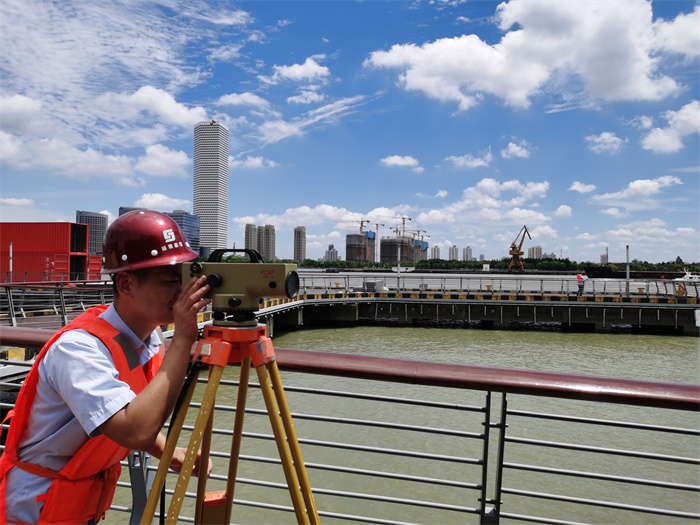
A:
[139,323,319,524]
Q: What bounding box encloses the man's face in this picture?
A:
[130,264,184,325]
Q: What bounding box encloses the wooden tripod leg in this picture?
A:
[167,364,225,522]
[223,357,251,524]
[139,366,201,525]
[194,401,215,523]
[268,360,320,524]
[256,364,309,525]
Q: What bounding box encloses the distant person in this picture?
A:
[577,271,587,296]
[0,210,212,524]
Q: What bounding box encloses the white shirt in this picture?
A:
[5,305,162,524]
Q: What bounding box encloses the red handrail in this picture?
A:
[1,326,698,411]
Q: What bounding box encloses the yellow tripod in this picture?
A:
[139,324,319,524]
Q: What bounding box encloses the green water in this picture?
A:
[110,327,699,524]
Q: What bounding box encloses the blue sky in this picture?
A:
[1,0,698,263]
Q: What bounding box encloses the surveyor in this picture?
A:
[0,210,212,524]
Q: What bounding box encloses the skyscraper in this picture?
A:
[194,120,229,251]
[244,224,258,252]
[257,224,276,260]
[294,226,306,262]
[75,210,107,255]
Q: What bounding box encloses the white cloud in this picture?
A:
[417,190,448,198]
[554,205,572,218]
[446,148,493,168]
[641,100,700,153]
[0,197,34,206]
[601,207,627,218]
[287,91,325,105]
[653,4,700,58]
[133,193,191,211]
[585,132,628,154]
[501,141,531,159]
[365,0,680,111]
[218,92,271,110]
[380,155,424,173]
[229,155,280,169]
[569,181,596,193]
[96,86,207,128]
[594,175,682,201]
[134,144,190,177]
[259,56,331,86]
[592,176,683,213]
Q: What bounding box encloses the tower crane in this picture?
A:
[508,225,531,273]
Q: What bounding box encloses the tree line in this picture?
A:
[201,255,698,273]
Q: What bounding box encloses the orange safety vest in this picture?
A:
[0,306,164,524]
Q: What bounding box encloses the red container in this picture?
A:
[0,222,95,282]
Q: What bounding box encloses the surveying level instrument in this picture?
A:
[139,250,319,524]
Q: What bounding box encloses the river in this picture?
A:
[111,328,699,524]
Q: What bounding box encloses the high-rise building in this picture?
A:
[244,224,258,252]
[293,226,306,262]
[75,210,108,255]
[324,244,339,261]
[167,210,200,253]
[528,245,543,259]
[257,224,276,260]
[463,246,473,261]
[430,246,441,259]
[448,245,459,261]
[194,120,229,251]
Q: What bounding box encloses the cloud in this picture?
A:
[133,193,191,211]
[416,177,549,226]
[592,176,683,212]
[601,207,627,218]
[501,140,531,159]
[380,155,424,173]
[96,86,207,128]
[218,92,271,110]
[257,95,368,144]
[585,132,628,154]
[417,190,448,198]
[229,155,280,169]
[653,4,700,57]
[0,197,34,207]
[259,56,331,86]
[134,144,191,177]
[446,148,493,168]
[365,1,681,111]
[554,205,572,218]
[287,91,326,105]
[569,181,596,193]
[641,100,700,153]
[0,131,139,185]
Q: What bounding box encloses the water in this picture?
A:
[110,328,699,524]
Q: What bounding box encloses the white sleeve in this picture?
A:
[42,331,136,437]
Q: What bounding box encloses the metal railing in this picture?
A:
[0,330,698,524]
[2,275,696,330]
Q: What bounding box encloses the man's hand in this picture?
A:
[172,275,211,347]
[170,447,214,478]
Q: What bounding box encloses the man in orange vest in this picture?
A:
[1,210,213,524]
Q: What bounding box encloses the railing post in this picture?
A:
[480,391,507,525]
[128,451,154,524]
[58,288,68,327]
[6,287,17,328]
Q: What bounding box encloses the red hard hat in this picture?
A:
[102,210,198,274]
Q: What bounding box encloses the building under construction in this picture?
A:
[345,232,376,263]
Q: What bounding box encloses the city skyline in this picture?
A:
[0,1,698,264]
